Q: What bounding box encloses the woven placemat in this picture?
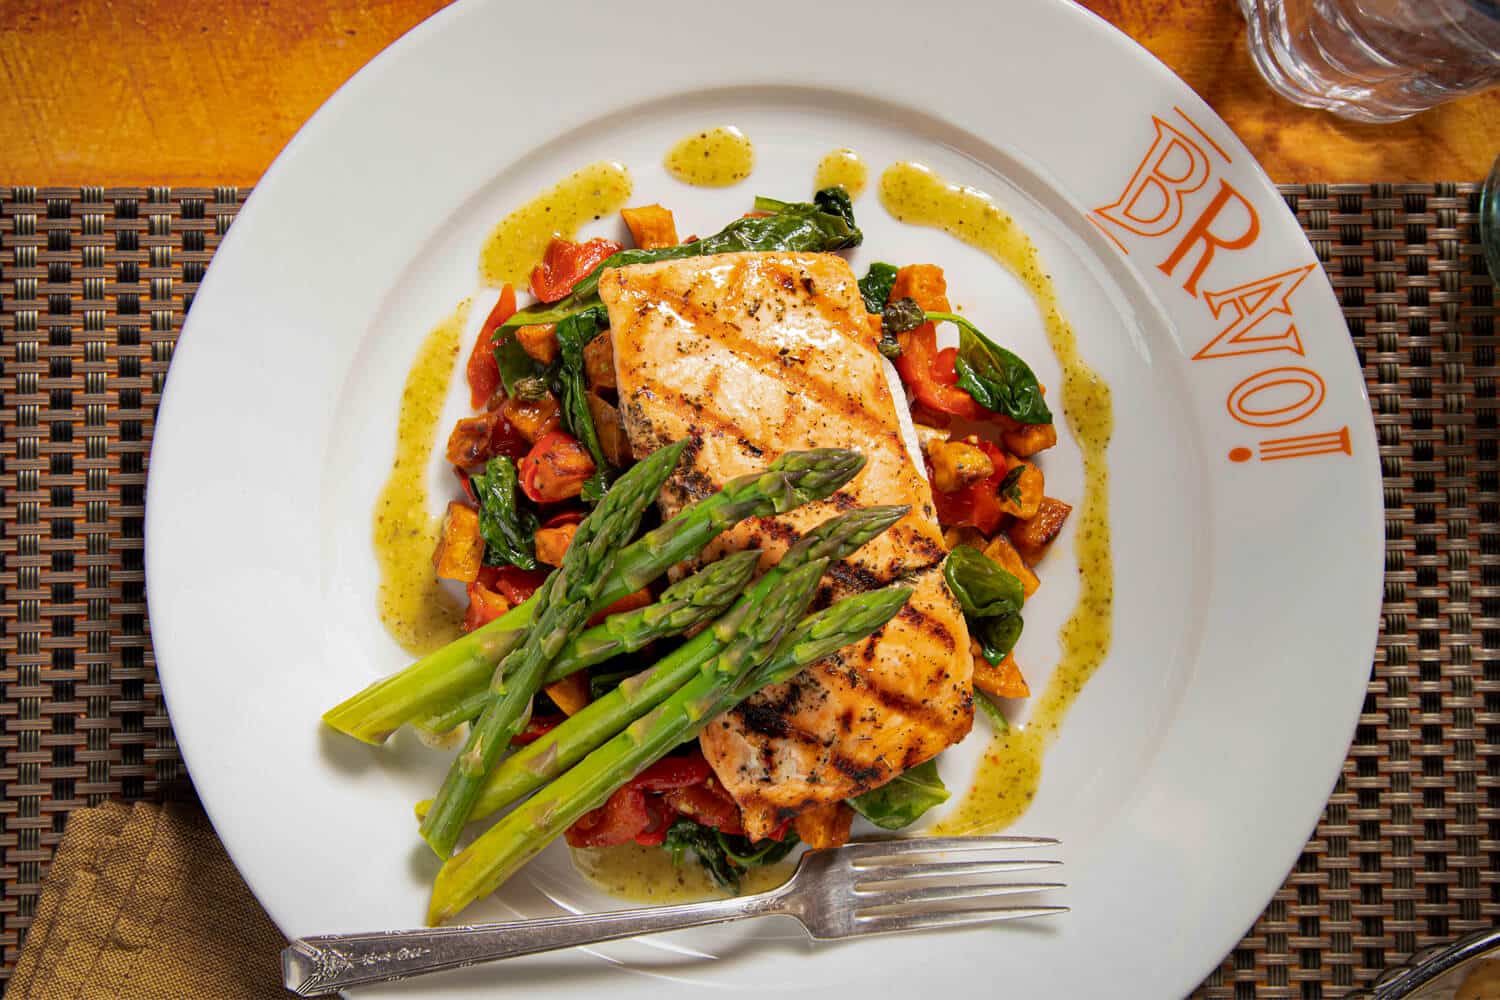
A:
[0,184,1494,998]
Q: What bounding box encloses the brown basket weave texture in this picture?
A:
[0,183,1495,997]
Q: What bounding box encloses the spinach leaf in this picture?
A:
[999,465,1025,506]
[858,261,898,314]
[847,759,950,830]
[499,192,864,334]
[661,818,799,892]
[469,456,539,570]
[494,333,547,398]
[812,185,857,230]
[928,311,1052,425]
[944,545,1025,666]
[552,306,613,504]
[881,296,926,335]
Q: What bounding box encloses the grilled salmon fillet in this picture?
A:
[599,251,974,839]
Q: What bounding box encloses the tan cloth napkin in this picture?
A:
[11,801,288,999]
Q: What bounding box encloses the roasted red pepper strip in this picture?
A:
[629,752,714,792]
[467,285,515,408]
[895,324,980,419]
[530,238,622,303]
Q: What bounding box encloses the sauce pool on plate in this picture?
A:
[814,148,868,198]
[479,161,633,287]
[573,843,793,903]
[664,127,754,187]
[879,161,1115,835]
[372,301,469,656]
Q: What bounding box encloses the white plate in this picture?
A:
[144,1,1383,996]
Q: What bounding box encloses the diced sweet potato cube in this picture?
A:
[534,523,577,567]
[464,581,510,632]
[515,323,559,365]
[943,525,988,553]
[1003,421,1058,458]
[432,502,483,583]
[500,394,561,444]
[445,411,501,468]
[793,802,854,849]
[586,392,631,466]
[583,331,616,391]
[621,204,679,250]
[1008,496,1072,563]
[996,459,1044,520]
[890,264,952,313]
[982,534,1040,598]
[928,440,994,493]
[543,671,591,716]
[973,651,1030,699]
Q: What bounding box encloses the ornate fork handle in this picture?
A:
[282,888,793,996]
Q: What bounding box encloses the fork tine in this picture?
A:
[853,905,1070,936]
[856,881,1065,909]
[843,836,1060,861]
[852,859,1061,884]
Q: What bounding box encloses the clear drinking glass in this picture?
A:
[1238,0,1500,122]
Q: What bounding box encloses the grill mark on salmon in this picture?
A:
[601,251,974,839]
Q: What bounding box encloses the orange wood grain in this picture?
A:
[0,0,1494,184]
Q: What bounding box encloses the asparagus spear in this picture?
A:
[415,504,911,823]
[414,549,763,735]
[428,557,829,923]
[321,448,866,744]
[419,441,688,858]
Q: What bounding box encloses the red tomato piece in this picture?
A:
[467,285,515,409]
[510,714,563,746]
[481,565,550,605]
[565,784,653,848]
[661,781,744,835]
[530,238,622,303]
[518,431,596,503]
[463,580,511,632]
[628,752,713,792]
[931,439,1010,535]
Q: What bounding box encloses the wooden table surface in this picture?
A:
[0,0,1495,185]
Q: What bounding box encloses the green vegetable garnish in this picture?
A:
[943,545,1025,666]
[469,456,539,571]
[662,818,800,892]
[999,465,1025,507]
[847,758,950,830]
[879,298,1053,426]
[858,261,899,315]
[553,305,614,503]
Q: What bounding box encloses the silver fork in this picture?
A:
[282,836,1064,996]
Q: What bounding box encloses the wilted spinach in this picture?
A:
[847,759,950,830]
[469,456,539,570]
[661,818,800,892]
[552,306,614,503]
[858,261,899,314]
[943,545,1025,666]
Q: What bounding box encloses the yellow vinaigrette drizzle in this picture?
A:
[814,148,868,198]
[664,127,754,187]
[573,844,792,904]
[372,302,470,656]
[877,162,1115,836]
[479,161,633,287]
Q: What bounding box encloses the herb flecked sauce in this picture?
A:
[876,162,1115,836]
